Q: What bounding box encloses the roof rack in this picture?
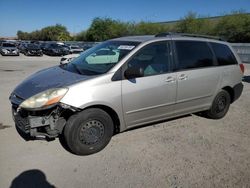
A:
[155,32,226,41]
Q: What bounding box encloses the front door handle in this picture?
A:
[165,76,175,83]
[178,74,188,80]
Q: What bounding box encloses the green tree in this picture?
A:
[175,12,213,35]
[86,17,129,41]
[213,13,250,42]
[74,31,87,41]
[130,22,170,35]
[17,30,30,40]
[16,24,71,41]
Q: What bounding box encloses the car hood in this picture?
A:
[12,66,95,100]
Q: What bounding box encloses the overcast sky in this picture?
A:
[0,0,249,37]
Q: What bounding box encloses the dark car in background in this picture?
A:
[82,43,96,51]
[40,42,49,52]
[22,44,43,56]
[43,43,70,56]
[0,42,19,56]
[18,43,28,54]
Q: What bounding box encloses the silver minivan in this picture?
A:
[10,33,244,155]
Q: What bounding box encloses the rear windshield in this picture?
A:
[62,41,140,75]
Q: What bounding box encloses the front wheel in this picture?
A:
[61,108,114,155]
[205,90,231,119]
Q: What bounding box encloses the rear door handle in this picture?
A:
[165,76,175,83]
[178,74,188,80]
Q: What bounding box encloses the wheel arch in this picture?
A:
[222,86,234,103]
[83,104,121,134]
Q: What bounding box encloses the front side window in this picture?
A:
[63,41,139,75]
[175,41,214,70]
[210,42,237,66]
[127,42,171,77]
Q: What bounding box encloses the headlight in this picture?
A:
[2,49,8,53]
[20,88,68,109]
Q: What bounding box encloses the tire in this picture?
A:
[205,90,231,119]
[61,108,114,155]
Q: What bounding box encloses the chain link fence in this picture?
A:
[231,43,250,63]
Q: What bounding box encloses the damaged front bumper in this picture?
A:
[11,103,76,141]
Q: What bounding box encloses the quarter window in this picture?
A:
[175,41,214,70]
[210,43,237,66]
[127,42,171,77]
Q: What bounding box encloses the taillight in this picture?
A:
[239,64,245,74]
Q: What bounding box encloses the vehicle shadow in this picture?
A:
[243,75,250,83]
[10,169,55,188]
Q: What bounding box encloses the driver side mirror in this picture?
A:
[124,66,144,79]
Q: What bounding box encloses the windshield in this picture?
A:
[3,43,16,47]
[63,41,140,75]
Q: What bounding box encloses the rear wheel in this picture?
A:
[61,108,114,155]
[205,90,231,119]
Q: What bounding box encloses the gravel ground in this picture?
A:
[0,54,250,188]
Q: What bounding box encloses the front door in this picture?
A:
[121,41,177,127]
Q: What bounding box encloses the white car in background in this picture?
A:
[69,45,84,54]
[60,53,80,64]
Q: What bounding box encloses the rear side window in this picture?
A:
[210,43,237,66]
[175,41,214,70]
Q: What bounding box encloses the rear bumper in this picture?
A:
[232,82,243,102]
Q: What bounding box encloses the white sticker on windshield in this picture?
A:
[118,45,135,50]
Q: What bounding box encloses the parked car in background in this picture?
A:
[22,44,43,56]
[60,53,80,64]
[0,40,6,46]
[0,42,19,56]
[69,45,84,54]
[18,43,28,54]
[43,43,70,56]
[40,42,49,52]
[82,43,96,51]
[60,44,70,52]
